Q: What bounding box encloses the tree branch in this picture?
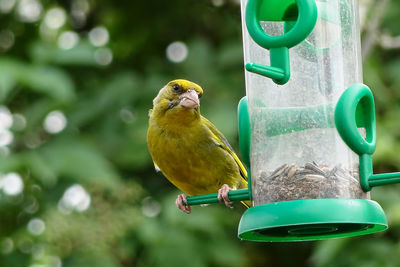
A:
[361,0,390,61]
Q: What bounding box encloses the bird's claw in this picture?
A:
[176,194,192,214]
[218,184,233,208]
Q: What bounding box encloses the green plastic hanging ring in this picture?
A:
[246,0,318,49]
[335,83,377,155]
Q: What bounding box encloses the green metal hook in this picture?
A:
[245,0,318,84]
[335,83,400,191]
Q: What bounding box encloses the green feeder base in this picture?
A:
[238,199,387,242]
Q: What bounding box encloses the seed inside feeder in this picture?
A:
[254,162,369,206]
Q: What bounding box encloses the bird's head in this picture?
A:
[152,79,203,112]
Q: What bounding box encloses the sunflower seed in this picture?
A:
[270,163,289,177]
[305,162,326,176]
[287,165,298,179]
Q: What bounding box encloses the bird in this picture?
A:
[147,79,249,213]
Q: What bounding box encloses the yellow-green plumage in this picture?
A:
[147,79,248,200]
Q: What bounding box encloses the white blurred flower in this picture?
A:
[166,41,188,63]
[3,173,23,195]
[43,110,67,134]
[0,106,13,130]
[0,0,17,13]
[89,26,109,46]
[0,129,13,147]
[27,218,45,235]
[141,196,161,218]
[17,0,42,22]
[58,184,91,214]
[94,47,113,66]
[44,7,66,29]
[58,31,79,50]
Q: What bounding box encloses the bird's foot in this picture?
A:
[218,184,233,208]
[175,194,192,214]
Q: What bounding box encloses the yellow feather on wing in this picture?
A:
[201,117,250,208]
[201,117,248,186]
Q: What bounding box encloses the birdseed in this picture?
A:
[253,162,369,205]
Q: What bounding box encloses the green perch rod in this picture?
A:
[186,189,250,206]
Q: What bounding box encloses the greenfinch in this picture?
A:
[147,79,248,213]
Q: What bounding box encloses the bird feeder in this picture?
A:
[186,0,400,242]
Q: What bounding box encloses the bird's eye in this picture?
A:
[172,84,180,91]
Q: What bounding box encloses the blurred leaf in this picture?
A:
[69,72,138,127]
[217,42,244,70]
[0,66,16,102]
[38,137,121,188]
[363,54,392,108]
[0,58,75,103]
[30,41,98,66]
[0,152,57,186]
[311,238,350,267]
[64,250,120,267]
[137,192,245,267]
[21,66,75,102]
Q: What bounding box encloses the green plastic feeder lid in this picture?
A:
[238,199,387,242]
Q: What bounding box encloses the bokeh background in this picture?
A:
[0,0,399,266]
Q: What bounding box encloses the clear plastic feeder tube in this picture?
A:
[240,0,370,206]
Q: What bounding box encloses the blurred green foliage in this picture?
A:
[0,0,399,266]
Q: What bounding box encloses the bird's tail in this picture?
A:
[241,200,252,208]
[239,178,252,208]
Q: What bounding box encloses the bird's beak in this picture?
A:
[179,90,200,109]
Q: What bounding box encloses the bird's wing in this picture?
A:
[201,116,248,181]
